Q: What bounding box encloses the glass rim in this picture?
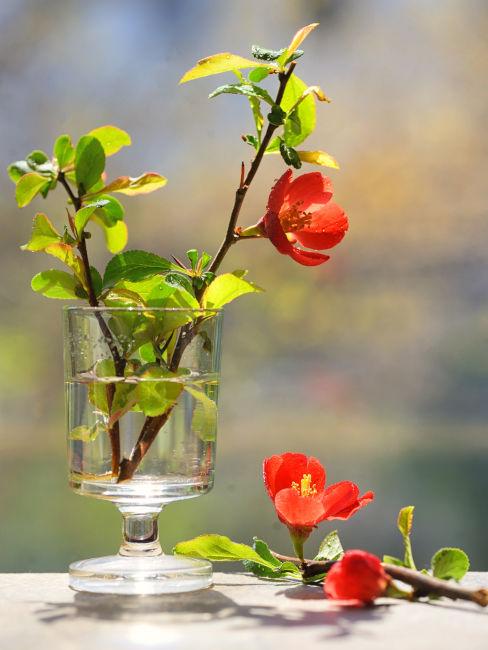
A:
[63,305,222,314]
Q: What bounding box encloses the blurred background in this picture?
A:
[1,0,487,571]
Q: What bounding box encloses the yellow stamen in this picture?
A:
[291,473,317,497]
[279,204,312,233]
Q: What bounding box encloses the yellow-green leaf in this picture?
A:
[94,173,167,197]
[15,172,49,207]
[281,74,315,147]
[297,150,340,169]
[88,125,131,156]
[53,134,75,170]
[21,213,62,251]
[75,136,106,194]
[398,506,415,537]
[31,269,80,299]
[202,272,263,309]
[185,386,217,442]
[174,534,276,567]
[44,243,84,280]
[74,200,110,233]
[92,215,128,254]
[179,53,262,84]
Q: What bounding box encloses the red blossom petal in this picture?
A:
[294,203,349,251]
[266,169,293,215]
[288,247,330,266]
[274,488,327,528]
[263,454,296,500]
[264,209,330,266]
[322,481,374,520]
[283,172,333,212]
[274,454,326,498]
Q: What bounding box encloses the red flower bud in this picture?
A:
[324,550,390,605]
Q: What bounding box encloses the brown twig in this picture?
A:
[59,171,124,474]
[271,552,488,607]
[207,61,296,275]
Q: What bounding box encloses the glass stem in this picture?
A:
[118,507,163,557]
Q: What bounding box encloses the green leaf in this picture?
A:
[31,270,80,299]
[285,50,304,64]
[200,251,212,270]
[279,140,302,169]
[265,136,281,153]
[103,250,174,288]
[89,266,103,298]
[74,200,110,233]
[314,530,344,562]
[69,423,104,442]
[53,135,75,169]
[75,135,106,194]
[26,150,49,165]
[164,272,195,294]
[397,506,416,570]
[248,67,270,82]
[15,173,49,207]
[242,538,301,579]
[94,173,167,196]
[185,386,217,441]
[242,134,259,149]
[179,53,263,83]
[281,74,315,147]
[209,83,274,105]
[95,194,125,223]
[248,95,264,141]
[91,214,128,254]
[135,366,183,417]
[251,45,285,62]
[267,105,286,126]
[431,548,470,581]
[21,213,62,251]
[174,534,279,568]
[186,249,198,269]
[88,125,131,156]
[7,161,31,183]
[383,555,405,567]
[202,272,263,309]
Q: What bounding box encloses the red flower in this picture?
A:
[258,170,348,266]
[263,453,374,543]
[324,550,390,605]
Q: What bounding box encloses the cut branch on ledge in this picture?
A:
[271,552,488,607]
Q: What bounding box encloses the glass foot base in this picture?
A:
[69,554,213,595]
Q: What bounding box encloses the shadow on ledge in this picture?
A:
[35,585,388,641]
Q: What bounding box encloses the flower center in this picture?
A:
[279,203,312,233]
[291,473,317,497]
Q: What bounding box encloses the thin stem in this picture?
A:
[207,61,296,276]
[271,552,488,607]
[59,171,124,474]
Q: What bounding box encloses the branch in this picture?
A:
[207,61,296,275]
[58,171,124,474]
[119,64,298,480]
[271,552,488,607]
